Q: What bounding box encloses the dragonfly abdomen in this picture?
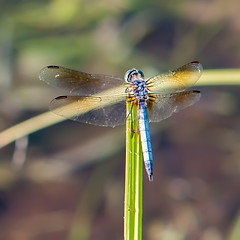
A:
[138,101,153,181]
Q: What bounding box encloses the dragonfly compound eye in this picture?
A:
[124,69,144,82]
[136,69,144,78]
[124,69,135,83]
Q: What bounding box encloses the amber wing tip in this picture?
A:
[190,61,203,74]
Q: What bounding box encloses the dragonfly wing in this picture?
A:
[39,66,126,96]
[148,90,201,122]
[50,94,127,127]
[147,61,203,93]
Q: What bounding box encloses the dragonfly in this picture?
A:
[39,61,203,181]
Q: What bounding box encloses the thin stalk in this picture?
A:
[124,103,143,240]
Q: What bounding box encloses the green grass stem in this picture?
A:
[124,103,143,240]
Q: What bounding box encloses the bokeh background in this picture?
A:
[0,0,240,240]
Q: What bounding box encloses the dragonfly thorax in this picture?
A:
[125,68,149,102]
[127,79,149,102]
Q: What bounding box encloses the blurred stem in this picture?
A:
[0,68,240,148]
[228,211,240,240]
[68,157,119,240]
[124,103,143,240]
[196,69,240,86]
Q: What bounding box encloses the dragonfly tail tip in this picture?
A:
[149,174,153,181]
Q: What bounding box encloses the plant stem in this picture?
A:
[124,103,143,240]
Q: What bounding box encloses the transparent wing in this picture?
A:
[39,66,127,96]
[148,90,201,122]
[147,61,203,93]
[49,94,127,127]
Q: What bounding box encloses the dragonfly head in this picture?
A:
[124,68,144,83]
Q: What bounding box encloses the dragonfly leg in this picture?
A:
[126,102,134,120]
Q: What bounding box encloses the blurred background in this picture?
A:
[0,0,240,240]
